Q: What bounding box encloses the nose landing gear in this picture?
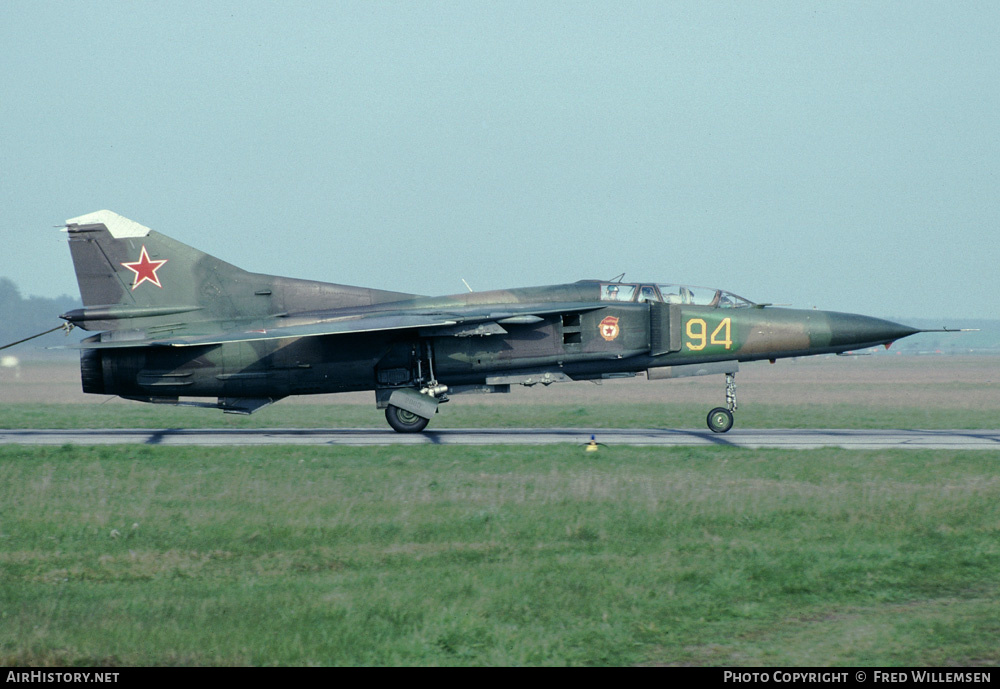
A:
[707,372,737,433]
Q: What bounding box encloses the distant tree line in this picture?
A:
[0,277,81,352]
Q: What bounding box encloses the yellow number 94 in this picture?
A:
[685,317,732,351]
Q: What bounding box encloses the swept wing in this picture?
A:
[74,302,601,349]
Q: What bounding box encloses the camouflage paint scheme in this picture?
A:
[61,211,921,432]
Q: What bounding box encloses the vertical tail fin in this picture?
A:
[64,210,249,330]
[63,210,418,332]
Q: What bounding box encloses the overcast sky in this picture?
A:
[2,1,997,320]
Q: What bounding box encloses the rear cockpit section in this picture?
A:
[655,284,754,308]
[581,280,754,308]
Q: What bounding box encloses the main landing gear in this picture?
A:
[385,405,430,433]
[380,341,444,433]
[706,372,737,433]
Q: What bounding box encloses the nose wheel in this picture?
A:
[707,372,737,433]
[707,407,734,433]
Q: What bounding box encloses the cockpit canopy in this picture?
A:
[588,281,754,308]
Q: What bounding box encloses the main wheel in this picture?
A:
[385,404,430,433]
[707,407,734,433]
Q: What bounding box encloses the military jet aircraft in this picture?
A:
[59,210,926,433]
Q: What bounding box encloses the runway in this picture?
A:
[1,428,999,450]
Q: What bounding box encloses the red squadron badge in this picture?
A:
[120,246,167,290]
[599,315,620,341]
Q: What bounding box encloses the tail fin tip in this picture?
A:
[65,210,152,239]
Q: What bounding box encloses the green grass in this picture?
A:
[2,444,999,665]
[0,402,996,430]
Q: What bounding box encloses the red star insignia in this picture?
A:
[121,246,168,290]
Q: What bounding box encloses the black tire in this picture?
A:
[707,407,734,434]
[385,404,430,433]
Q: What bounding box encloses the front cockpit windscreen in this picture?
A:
[600,283,637,302]
[597,282,754,308]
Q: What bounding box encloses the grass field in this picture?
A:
[1,355,998,430]
[1,355,998,666]
[1,400,998,432]
[2,444,999,666]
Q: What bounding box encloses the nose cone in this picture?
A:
[826,312,921,349]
